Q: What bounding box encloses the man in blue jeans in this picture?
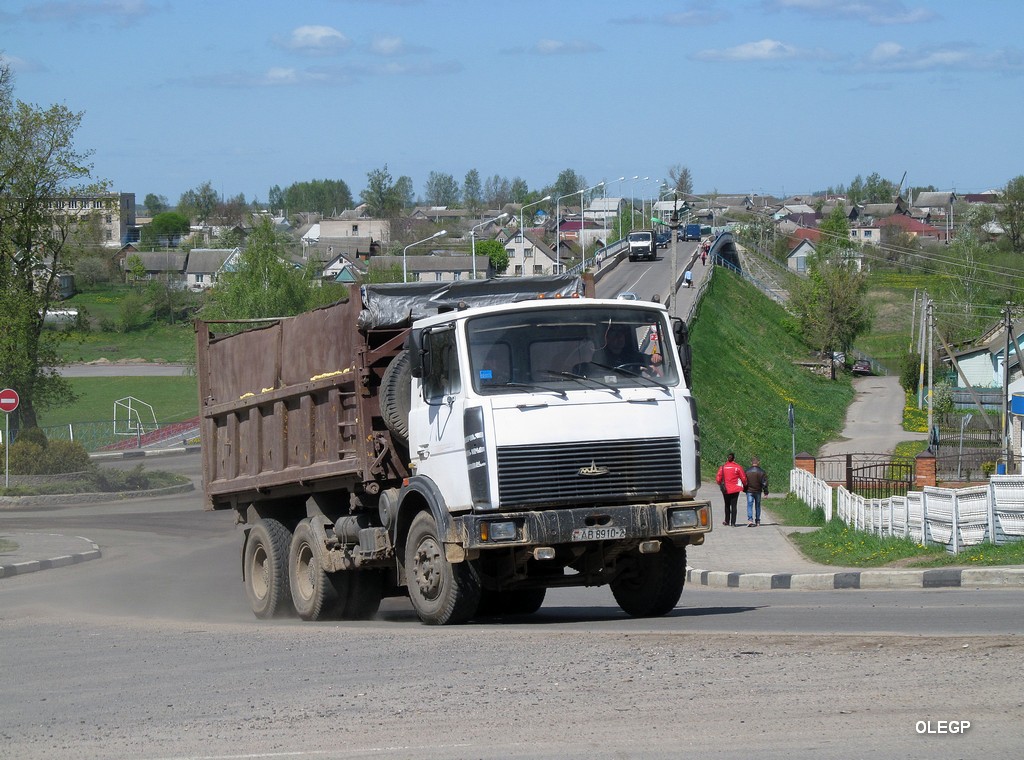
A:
[745,457,769,526]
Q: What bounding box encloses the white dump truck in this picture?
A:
[197,275,711,625]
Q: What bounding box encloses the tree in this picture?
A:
[217,191,249,226]
[0,63,92,430]
[394,175,415,210]
[997,175,1024,253]
[140,210,190,250]
[271,178,353,216]
[551,168,586,203]
[509,177,529,204]
[424,171,460,206]
[789,207,872,380]
[178,180,218,224]
[475,238,508,274]
[200,217,315,320]
[125,253,147,282]
[360,165,402,218]
[463,169,482,212]
[483,174,512,208]
[143,193,168,216]
[666,164,693,194]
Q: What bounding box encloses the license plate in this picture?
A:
[571,526,627,541]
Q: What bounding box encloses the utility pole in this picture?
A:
[926,299,934,450]
[1003,302,1012,474]
[909,288,918,353]
[918,293,928,409]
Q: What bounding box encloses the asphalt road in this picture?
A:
[1,453,1021,759]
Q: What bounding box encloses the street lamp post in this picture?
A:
[403,230,447,283]
[518,195,551,275]
[470,212,508,280]
[578,181,604,265]
[611,176,625,239]
[630,176,647,233]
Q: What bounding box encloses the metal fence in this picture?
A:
[790,468,1024,554]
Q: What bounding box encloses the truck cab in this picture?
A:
[627,230,657,261]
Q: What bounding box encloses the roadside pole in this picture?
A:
[0,388,21,488]
[789,402,796,466]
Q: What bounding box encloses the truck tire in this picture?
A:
[476,588,546,618]
[330,568,384,620]
[244,518,293,619]
[611,542,686,618]
[404,511,481,625]
[288,520,338,621]
[380,350,412,447]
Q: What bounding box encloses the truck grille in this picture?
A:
[496,437,682,508]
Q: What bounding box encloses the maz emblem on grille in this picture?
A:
[578,460,610,477]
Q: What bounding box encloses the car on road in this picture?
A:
[852,359,873,375]
[615,291,638,301]
[655,232,671,248]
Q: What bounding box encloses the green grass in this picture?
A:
[690,269,854,484]
[37,376,198,428]
[0,538,17,553]
[764,493,828,527]
[790,519,947,566]
[908,540,1024,567]
[60,323,195,363]
[0,466,190,497]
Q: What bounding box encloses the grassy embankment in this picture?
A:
[689,268,854,483]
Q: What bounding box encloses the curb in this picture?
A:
[90,444,201,461]
[686,566,1024,590]
[0,533,101,578]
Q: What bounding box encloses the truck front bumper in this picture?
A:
[452,500,712,552]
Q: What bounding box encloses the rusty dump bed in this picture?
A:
[196,295,373,510]
[196,275,593,511]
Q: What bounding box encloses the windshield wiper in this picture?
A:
[499,381,568,399]
[541,369,621,396]
[585,361,671,392]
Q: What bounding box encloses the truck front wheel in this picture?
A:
[404,512,481,625]
[244,518,293,619]
[611,542,686,617]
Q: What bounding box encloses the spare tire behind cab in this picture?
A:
[380,349,412,447]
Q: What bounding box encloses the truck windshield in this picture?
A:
[467,306,679,395]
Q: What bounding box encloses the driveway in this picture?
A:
[818,374,927,457]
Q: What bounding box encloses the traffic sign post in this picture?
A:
[1,388,18,488]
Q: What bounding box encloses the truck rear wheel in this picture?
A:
[288,520,338,621]
[611,542,686,618]
[330,568,384,620]
[244,518,293,619]
[404,511,481,625]
[380,350,412,447]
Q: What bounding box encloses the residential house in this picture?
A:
[944,318,1024,389]
[503,230,559,276]
[185,248,241,290]
[878,215,945,243]
[132,251,188,283]
[849,224,882,246]
[786,238,817,273]
[319,205,391,244]
[369,253,491,283]
[409,206,471,226]
[585,197,624,223]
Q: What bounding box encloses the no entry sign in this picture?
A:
[0,388,19,414]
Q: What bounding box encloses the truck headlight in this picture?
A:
[480,521,517,542]
[669,508,698,529]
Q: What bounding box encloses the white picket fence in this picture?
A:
[789,468,1024,554]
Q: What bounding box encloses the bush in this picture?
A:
[16,427,48,448]
[5,441,45,475]
[898,352,919,394]
[43,440,94,474]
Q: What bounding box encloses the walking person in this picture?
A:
[684,268,693,288]
[715,452,747,527]
[744,456,769,527]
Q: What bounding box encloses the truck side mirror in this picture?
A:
[408,330,424,378]
[672,318,692,386]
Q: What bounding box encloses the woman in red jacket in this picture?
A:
[715,452,748,527]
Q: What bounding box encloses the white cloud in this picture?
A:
[0,52,43,72]
[278,25,351,55]
[534,39,602,55]
[763,0,936,26]
[694,38,828,62]
[860,41,1023,73]
[370,36,405,56]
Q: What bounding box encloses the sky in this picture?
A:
[2,0,1022,206]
